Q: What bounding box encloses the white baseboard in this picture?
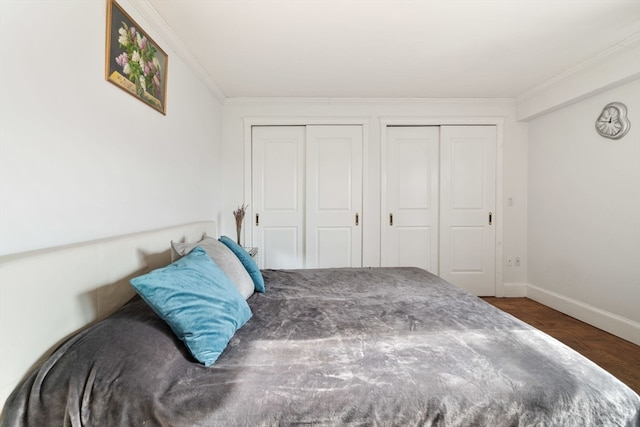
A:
[526,283,640,346]
[501,282,528,297]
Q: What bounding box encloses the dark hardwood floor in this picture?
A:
[482,297,640,395]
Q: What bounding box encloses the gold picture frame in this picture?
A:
[105,0,168,114]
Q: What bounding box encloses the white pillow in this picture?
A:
[171,235,255,299]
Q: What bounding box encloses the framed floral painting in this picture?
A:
[105,0,168,114]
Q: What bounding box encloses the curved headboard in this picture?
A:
[0,221,217,408]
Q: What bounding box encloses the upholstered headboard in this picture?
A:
[0,221,217,408]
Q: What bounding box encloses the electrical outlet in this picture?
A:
[506,257,513,267]
[515,257,521,267]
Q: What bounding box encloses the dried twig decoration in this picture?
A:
[233,203,248,245]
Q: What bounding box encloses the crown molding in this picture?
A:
[517,32,640,104]
[516,33,640,121]
[126,0,226,103]
[224,97,516,105]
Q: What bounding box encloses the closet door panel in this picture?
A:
[451,140,485,209]
[306,125,363,268]
[262,228,301,269]
[382,126,439,271]
[450,226,485,271]
[440,125,496,295]
[397,227,433,269]
[251,126,305,269]
[315,227,353,268]
[316,138,351,209]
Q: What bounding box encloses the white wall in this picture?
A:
[527,78,640,343]
[0,0,224,256]
[222,99,528,290]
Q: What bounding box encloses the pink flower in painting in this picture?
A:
[153,74,161,96]
[138,36,147,50]
[115,52,129,67]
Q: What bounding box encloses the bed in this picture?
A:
[1,223,639,426]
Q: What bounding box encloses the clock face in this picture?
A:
[596,102,630,139]
[596,107,621,136]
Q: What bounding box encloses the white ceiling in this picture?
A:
[147,0,640,99]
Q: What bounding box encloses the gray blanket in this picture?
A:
[2,267,639,426]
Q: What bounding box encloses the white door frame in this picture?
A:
[243,117,371,266]
[380,117,505,297]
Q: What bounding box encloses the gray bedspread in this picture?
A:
[2,267,639,426]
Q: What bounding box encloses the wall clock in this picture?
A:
[595,102,630,139]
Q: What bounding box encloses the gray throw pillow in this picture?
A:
[171,235,254,299]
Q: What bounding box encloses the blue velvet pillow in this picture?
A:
[130,246,252,366]
[219,235,265,293]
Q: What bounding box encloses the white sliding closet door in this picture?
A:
[251,126,305,269]
[252,125,363,269]
[382,126,439,271]
[439,126,496,295]
[306,125,363,268]
[382,125,497,296]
